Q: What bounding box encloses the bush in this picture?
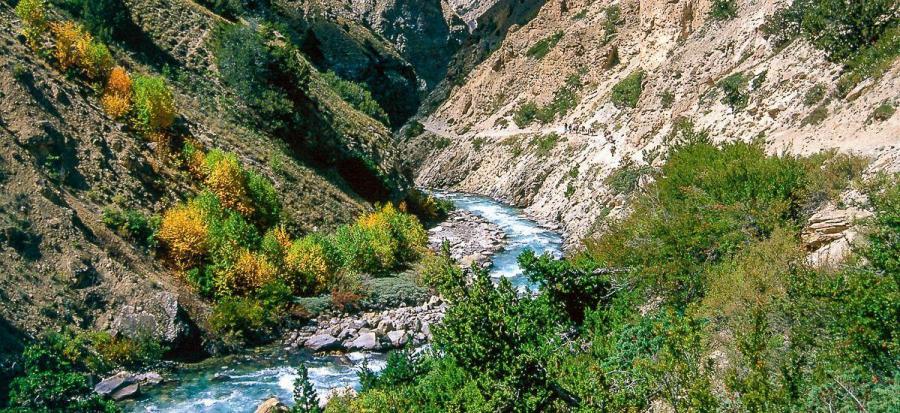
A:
[513,101,540,128]
[208,296,269,345]
[101,66,133,118]
[246,170,281,225]
[198,0,246,20]
[708,0,738,21]
[217,249,277,296]
[78,39,114,81]
[101,207,160,248]
[15,0,49,49]
[404,189,453,225]
[51,21,87,71]
[158,203,208,268]
[88,332,166,370]
[605,159,653,195]
[803,83,827,106]
[526,31,564,60]
[871,102,896,122]
[286,235,336,294]
[405,121,425,138]
[6,333,120,412]
[133,74,176,131]
[204,150,254,217]
[611,70,644,109]
[718,72,749,111]
[323,71,390,126]
[532,132,560,157]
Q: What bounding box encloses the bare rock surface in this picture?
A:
[428,209,506,268]
[284,296,446,352]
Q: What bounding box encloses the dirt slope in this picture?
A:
[411,0,900,244]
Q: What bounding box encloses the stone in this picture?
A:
[94,371,133,396]
[305,334,342,352]
[255,397,290,413]
[110,291,191,346]
[110,383,140,401]
[133,372,163,386]
[347,332,379,351]
[211,372,231,382]
[387,330,408,347]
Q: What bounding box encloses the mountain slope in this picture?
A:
[411,0,900,243]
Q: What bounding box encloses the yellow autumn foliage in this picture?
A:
[285,236,333,293]
[15,0,48,49]
[218,249,277,296]
[205,153,254,217]
[158,204,208,269]
[101,67,133,118]
[51,21,84,71]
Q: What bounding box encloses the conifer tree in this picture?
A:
[292,364,321,413]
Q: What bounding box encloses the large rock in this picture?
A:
[346,332,380,351]
[305,334,342,352]
[110,291,191,346]
[387,330,409,348]
[255,397,290,413]
[110,383,140,401]
[94,371,133,397]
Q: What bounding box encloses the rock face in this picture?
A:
[110,291,193,346]
[285,296,447,352]
[94,371,164,401]
[428,209,506,267]
[803,205,873,267]
[411,0,900,245]
[255,398,290,413]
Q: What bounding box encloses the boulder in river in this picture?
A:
[110,383,140,401]
[255,397,290,413]
[94,371,134,397]
[346,332,379,351]
[305,334,342,352]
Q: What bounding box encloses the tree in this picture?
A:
[292,364,321,413]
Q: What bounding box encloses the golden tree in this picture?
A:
[205,154,254,216]
[158,204,208,268]
[101,66,133,119]
[218,249,277,296]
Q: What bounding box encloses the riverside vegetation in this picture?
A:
[305,132,899,412]
[2,0,898,412]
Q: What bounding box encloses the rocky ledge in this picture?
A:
[428,209,506,268]
[284,296,446,352]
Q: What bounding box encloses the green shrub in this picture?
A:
[803,83,827,106]
[246,170,281,226]
[6,333,120,412]
[533,75,582,124]
[322,71,390,126]
[132,74,176,131]
[198,0,245,20]
[709,0,738,21]
[16,0,49,49]
[405,121,425,138]
[513,101,540,128]
[611,70,644,109]
[526,31,564,60]
[871,102,896,122]
[660,89,674,109]
[802,103,828,126]
[102,207,161,248]
[605,160,653,195]
[718,72,749,111]
[603,5,622,42]
[88,332,166,370]
[404,189,453,225]
[209,282,288,346]
[531,133,560,157]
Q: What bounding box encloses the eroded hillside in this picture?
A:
[411,0,900,244]
[0,0,430,366]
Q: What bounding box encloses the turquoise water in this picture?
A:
[128,192,564,412]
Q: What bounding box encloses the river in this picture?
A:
[127,192,564,412]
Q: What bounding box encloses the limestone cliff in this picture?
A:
[411,0,900,245]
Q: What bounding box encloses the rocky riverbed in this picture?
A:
[428,209,506,268]
[283,296,446,353]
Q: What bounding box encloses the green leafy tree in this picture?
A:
[292,364,321,413]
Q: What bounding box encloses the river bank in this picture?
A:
[125,192,564,412]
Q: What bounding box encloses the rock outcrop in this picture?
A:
[411,0,900,248]
[284,296,446,352]
[428,209,506,267]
